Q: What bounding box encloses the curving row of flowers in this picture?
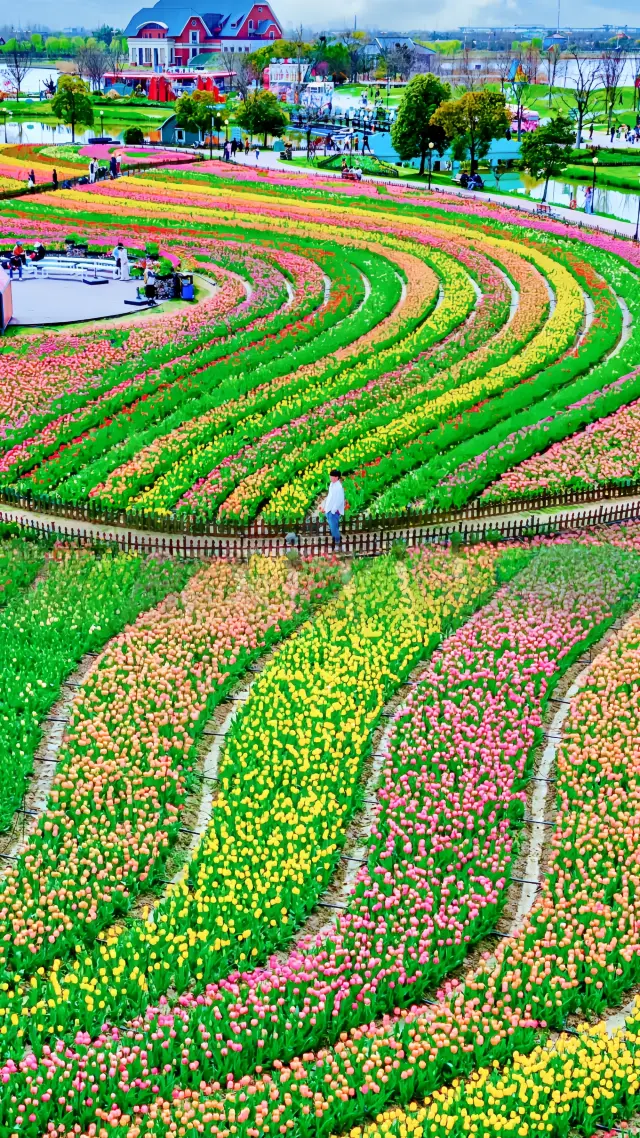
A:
[5,537,640,1137]
[0,554,338,980]
[0,543,192,832]
[41,537,640,1138]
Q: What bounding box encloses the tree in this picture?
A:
[94,25,114,46]
[560,49,600,148]
[51,75,94,142]
[543,44,561,106]
[519,113,574,201]
[508,58,535,141]
[219,49,237,92]
[107,37,127,81]
[432,89,510,173]
[632,53,640,113]
[598,48,625,129]
[77,44,108,90]
[339,30,367,82]
[0,43,32,100]
[235,89,288,146]
[234,54,256,99]
[123,125,144,144]
[391,73,450,174]
[495,46,512,93]
[175,90,222,137]
[386,43,415,82]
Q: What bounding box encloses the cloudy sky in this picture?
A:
[10,0,640,34]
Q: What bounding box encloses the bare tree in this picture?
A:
[560,49,600,147]
[495,47,512,93]
[107,36,127,81]
[234,54,256,98]
[543,44,561,106]
[1,43,32,100]
[598,48,626,129]
[458,44,484,90]
[219,49,237,92]
[77,45,108,90]
[524,43,540,84]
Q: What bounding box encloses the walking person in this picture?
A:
[254,143,260,162]
[323,469,345,552]
[109,155,117,180]
[52,168,58,190]
[27,169,35,192]
[244,137,250,157]
[89,158,96,184]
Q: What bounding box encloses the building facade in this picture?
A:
[124,2,282,68]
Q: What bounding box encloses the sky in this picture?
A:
[9,0,640,34]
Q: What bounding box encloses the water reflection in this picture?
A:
[484,169,640,225]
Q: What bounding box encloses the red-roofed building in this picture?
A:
[124,1,282,68]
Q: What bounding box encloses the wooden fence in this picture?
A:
[4,477,640,539]
[6,496,640,560]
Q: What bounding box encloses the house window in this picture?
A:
[191,46,198,57]
[248,19,253,29]
[191,30,198,42]
[269,30,274,38]
[176,128,185,142]
[144,46,152,63]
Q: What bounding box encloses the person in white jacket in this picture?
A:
[323,469,345,551]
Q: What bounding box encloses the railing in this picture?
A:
[3,476,640,538]
[5,496,640,560]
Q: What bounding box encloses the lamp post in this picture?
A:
[99,109,104,140]
[224,117,229,142]
[428,140,434,191]
[209,109,213,159]
[591,154,598,192]
[634,183,640,242]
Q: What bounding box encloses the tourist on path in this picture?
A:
[51,169,58,190]
[323,468,345,552]
[89,159,96,184]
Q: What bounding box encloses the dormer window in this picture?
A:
[248,19,253,29]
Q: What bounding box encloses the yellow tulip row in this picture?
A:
[358,1001,640,1138]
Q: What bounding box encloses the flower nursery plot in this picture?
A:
[1,162,640,523]
[6,161,640,1138]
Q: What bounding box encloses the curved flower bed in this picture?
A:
[35,538,640,1138]
[0,544,192,832]
[4,162,639,523]
[0,554,336,978]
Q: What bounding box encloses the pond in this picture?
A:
[483,168,640,226]
[1,119,126,146]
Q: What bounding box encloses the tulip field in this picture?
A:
[6,160,640,1137]
[1,161,640,521]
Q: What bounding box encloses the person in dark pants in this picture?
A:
[322,468,345,551]
[52,169,58,190]
[109,155,118,179]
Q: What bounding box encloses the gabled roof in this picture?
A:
[124,1,281,38]
[368,36,435,55]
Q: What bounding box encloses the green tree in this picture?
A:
[175,90,223,136]
[123,125,144,144]
[30,33,44,54]
[519,114,575,202]
[94,25,114,46]
[431,89,510,173]
[235,89,288,146]
[391,73,450,174]
[51,75,94,142]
